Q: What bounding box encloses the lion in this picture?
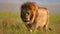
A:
[21,2,50,32]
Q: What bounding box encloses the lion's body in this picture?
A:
[21,2,50,32]
[35,7,49,30]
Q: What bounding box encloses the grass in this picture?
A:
[0,12,60,34]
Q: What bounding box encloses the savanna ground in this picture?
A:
[0,12,60,34]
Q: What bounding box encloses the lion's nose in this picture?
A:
[27,18,30,21]
[27,12,29,15]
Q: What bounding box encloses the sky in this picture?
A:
[0,0,60,13]
[0,0,60,3]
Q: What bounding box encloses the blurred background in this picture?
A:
[0,0,60,13]
[0,0,60,34]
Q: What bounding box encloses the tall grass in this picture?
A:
[0,12,60,34]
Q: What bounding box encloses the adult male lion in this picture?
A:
[21,2,50,32]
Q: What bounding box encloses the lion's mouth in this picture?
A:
[24,18,30,22]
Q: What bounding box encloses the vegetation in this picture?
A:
[0,12,60,34]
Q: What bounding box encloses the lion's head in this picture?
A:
[21,2,37,24]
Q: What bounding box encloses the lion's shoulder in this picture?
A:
[38,7,47,10]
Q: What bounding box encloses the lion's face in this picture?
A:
[21,6,32,24]
[21,2,37,24]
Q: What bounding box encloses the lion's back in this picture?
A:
[35,7,49,27]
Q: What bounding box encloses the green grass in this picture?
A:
[0,12,60,34]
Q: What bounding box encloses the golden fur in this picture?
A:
[21,2,50,32]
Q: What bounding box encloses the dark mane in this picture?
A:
[21,2,37,10]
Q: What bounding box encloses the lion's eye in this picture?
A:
[26,13,28,16]
[27,12,29,15]
[26,10,30,15]
[26,12,29,16]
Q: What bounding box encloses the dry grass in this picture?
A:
[0,12,60,34]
